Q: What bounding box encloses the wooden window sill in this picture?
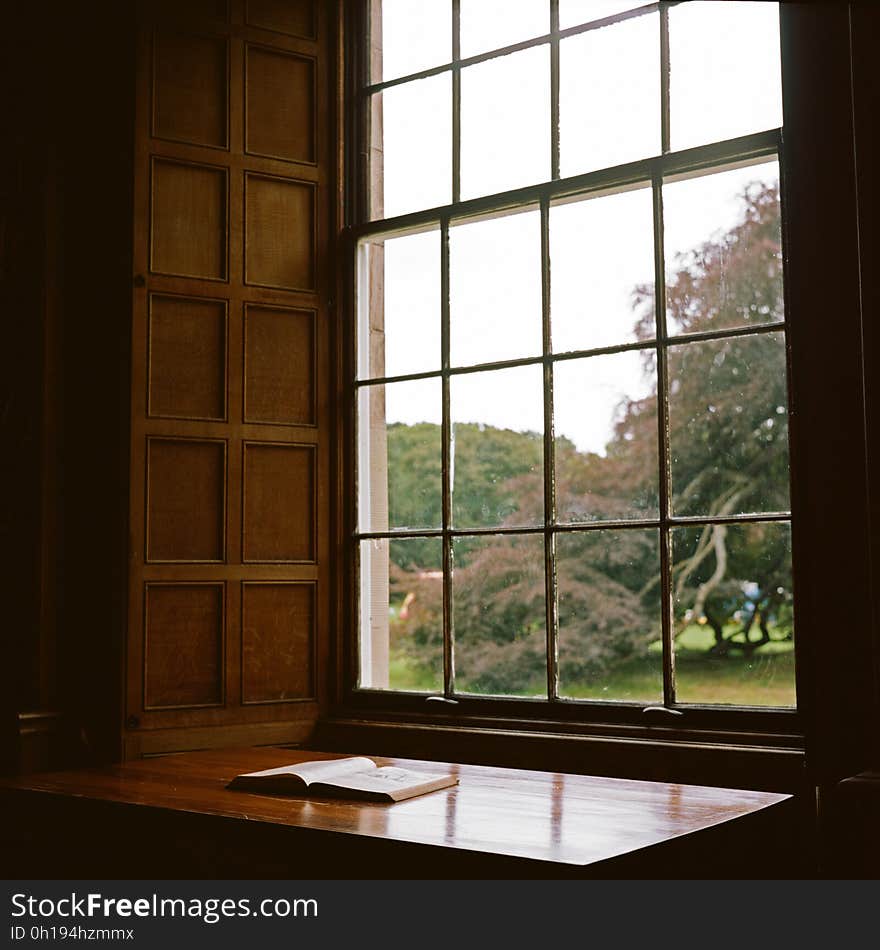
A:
[314,714,806,793]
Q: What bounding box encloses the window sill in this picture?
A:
[313,709,806,793]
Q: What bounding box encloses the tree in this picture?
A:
[387,179,793,690]
[631,180,792,656]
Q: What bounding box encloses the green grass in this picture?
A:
[559,651,796,707]
[388,655,443,693]
[388,624,797,708]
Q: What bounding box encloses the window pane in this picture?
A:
[450,209,542,367]
[555,351,659,522]
[451,365,544,529]
[459,0,548,59]
[358,379,442,532]
[559,2,645,30]
[373,0,451,84]
[360,538,444,692]
[672,521,794,707]
[357,230,440,381]
[461,46,550,200]
[372,73,451,219]
[557,528,663,702]
[668,332,790,517]
[550,185,655,353]
[669,1,782,151]
[452,533,546,697]
[663,161,783,336]
[559,12,660,178]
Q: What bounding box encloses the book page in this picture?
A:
[317,766,454,798]
[234,757,376,785]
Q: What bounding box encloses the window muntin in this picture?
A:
[354,1,793,714]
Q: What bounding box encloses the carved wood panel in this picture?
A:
[146,437,226,562]
[244,173,315,290]
[245,0,315,39]
[243,442,315,562]
[244,304,315,425]
[148,294,227,420]
[153,30,229,148]
[145,583,225,708]
[246,45,315,163]
[241,582,315,703]
[150,158,228,279]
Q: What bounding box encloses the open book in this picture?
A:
[226,756,458,803]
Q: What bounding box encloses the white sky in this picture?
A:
[363,1,782,455]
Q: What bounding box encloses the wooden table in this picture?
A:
[0,748,795,878]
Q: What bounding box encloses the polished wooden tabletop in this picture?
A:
[0,747,790,869]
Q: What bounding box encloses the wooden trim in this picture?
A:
[16,710,69,776]
[313,716,806,793]
[780,2,873,782]
[17,710,64,738]
[123,718,314,758]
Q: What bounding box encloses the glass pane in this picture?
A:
[451,365,544,528]
[554,351,659,522]
[371,73,451,219]
[360,538,444,692]
[461,46,550,200]
[670,1,782,151]
[560,1,645,29]
[664,160,783,336]
[672,520,795,707]
[358,379,442,532]
[357,229,441,381]
[450,209,542,367]
[452,533,546,697]
[459,0,549,59]
[550,185,655,353]
[559,12,660,178]
[373,0,451,84]
[557,528,663,701]
[668,332,790,517]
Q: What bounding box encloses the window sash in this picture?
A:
[347,0,798,729]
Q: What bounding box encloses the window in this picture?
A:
[351,1,795,727]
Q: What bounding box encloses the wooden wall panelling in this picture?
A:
[245,44,315,163]
[244,173,316,290]
[150,158,228,279]
[153,29,229,149]
[123,718,316,759]
[144,582,225,708]
[145,437,226,562]
[243,304,316,425]
[242,442,316,562]
[154,0,230,26]
[245,0,316,40]
[148,293,228,420]
[127,0,331,752]
[241,581,316,703]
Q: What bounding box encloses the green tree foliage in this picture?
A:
[387,421,542,569]
[388,180,793,691]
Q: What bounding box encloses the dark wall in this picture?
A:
[0,9,50,773]
[0,1,134,774]
[851,0,880,758]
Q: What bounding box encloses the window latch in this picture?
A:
[642,706,683,718]
[426,696,459,705]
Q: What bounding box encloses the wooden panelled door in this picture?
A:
[126,0,331,757]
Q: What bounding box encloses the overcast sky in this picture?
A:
[361,1,782,455]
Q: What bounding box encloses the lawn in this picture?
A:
[388,624,797,708]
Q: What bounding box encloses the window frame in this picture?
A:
[328,0,874,779]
